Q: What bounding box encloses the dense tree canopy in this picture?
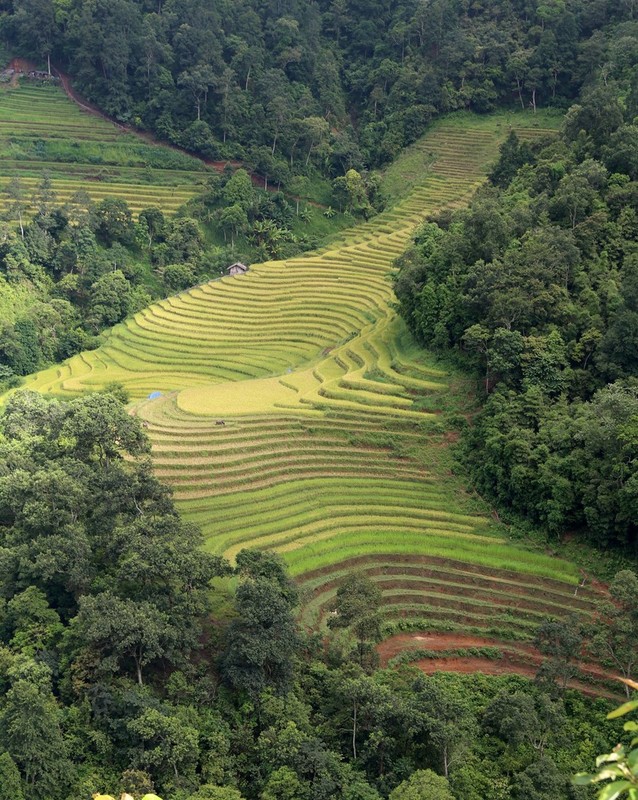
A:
[0,389,629,799]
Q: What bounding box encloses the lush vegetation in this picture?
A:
[575,682,638,800]
[0,87,352,388]
[12,113,603,686]
[0,178,222,386]
[0,81,208,216]
[394,47,638,553]
[0,390,631,800]
[1,0,633,184]
[1,1,638,798]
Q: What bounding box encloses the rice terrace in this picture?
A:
[11,97,618,695]
[0,69,209,216]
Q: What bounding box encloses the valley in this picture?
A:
[16,108,614,692]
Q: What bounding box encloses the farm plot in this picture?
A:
[0,81,208,216]
[15,110,592,683]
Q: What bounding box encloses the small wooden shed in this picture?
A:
[227,262,249,276]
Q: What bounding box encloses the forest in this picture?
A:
[0,0,632,179]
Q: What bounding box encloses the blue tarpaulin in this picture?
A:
[148,391,162,399]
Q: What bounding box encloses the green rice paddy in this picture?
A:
[14,108,605,683]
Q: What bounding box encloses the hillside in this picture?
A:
[12,108,619,691]
[0,77,209,217]
[3,0,633,187]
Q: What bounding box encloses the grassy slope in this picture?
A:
[14,108,611,686]
[0,80,209,216]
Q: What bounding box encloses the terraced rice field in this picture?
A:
[19,110,611,690]
[0,81,208,215]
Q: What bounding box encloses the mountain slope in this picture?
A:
[18,110,611,688]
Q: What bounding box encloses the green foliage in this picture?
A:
[3,0,636,180]
[388,769,454,800]
[0,751,24,800]
[591,571,638,696]
[574,685,638,799]
[534,615,584,694]
[0,656,74,800]
[221,550,300,699]
[328,573,383,670]
[332,169,381,218]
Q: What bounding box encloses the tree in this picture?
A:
[414,677,477,779]
[328,573,382,669]
[221,550,299,700]
[332,169,373,217]
[222,169,255,210]
[388,769,454,800]
[59,391,149,463]
[128,707,200,784]
[218,204,248,248]
[462,324,492,394]
[92,198,135,246]
[88,269,132,329]
[31,171,56,220]
[0,752,24,800]
[162,263,196,292]
[300,116,330,166]
[512,757,567,800]
[490,132,533,188]
[5,587,63,657]
[574,680,638,799]
[138,208,166,250]
[0,657,73,800]
[564,86,624,148]
[178,64,216,121]
[592,571,638,697]
[261,766,304,800]
[483,691,565,757]
[163,217,204,263]
[13,0,60,74]
[4,178,28,238]
[534,615,583,693]
[72,592,175,686]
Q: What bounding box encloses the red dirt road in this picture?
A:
[377,632,536,662]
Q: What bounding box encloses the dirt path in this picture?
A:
[378,632,537,662]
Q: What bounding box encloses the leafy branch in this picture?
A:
[574,679,638,800]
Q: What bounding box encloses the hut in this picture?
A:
[227,262,249,276]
